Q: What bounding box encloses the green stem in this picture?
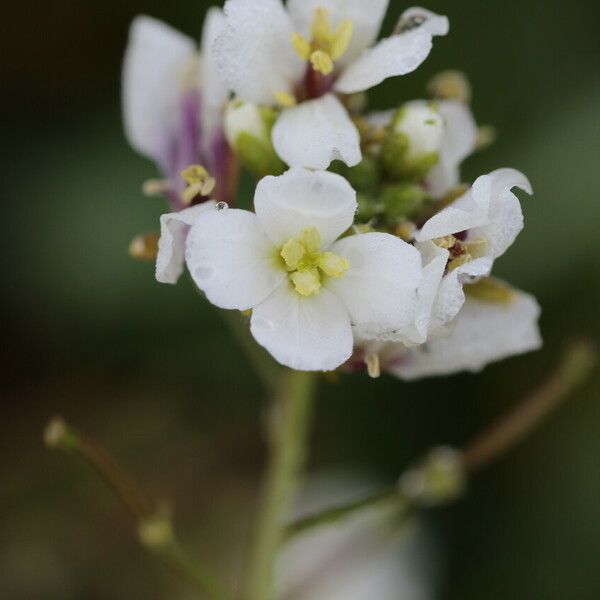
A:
[245,370,317,600]
[284,340,597,541]
[44,417,233,600]
[219,308,283,395]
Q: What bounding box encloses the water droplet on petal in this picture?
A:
[215,201,228,211]
[394,14,427,34]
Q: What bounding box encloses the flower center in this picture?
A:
[434,234,488,271]
[180,164,216,205]
[290,7,354,76]
[280,227,349,297]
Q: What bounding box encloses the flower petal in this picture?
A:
[327,233,422,335]
[214,0,304,105]
[156,202,215,284]
[390,287,542,379]
[287,0,389,66]
[122,16,196,162]
[426,100,478,198]
[199,8,230,145]
[251,285,353,371]
[399,7,449,37]
[185,207,285,310]
[272,94,361,169]
[416,168,532,252]
[254,168,357,248]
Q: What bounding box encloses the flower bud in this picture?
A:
[381,183,430,221]
[381,102,444,180]
[224,100,286,178]
[330,155,379,194]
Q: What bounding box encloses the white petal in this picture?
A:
[426,100,478,198]
[254,168,357,248]
[122,16,196,162]
[471,168,532,258]
[334,28,432,94]
[214,0,304,105]
[272,94,361,169]
[399,7,449,36]
[185,207,285,310]
[390,287,542,380]
[364,240,448,345]
[251,285,353,371]
[156,202,215,284]
[287,0,389,66]
[199,8,230,144]
[327,233,422,334]
[416,168,532,253]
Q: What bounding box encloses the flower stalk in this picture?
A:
[44,417,233,600]
[284,341,597,541]
[245,369,317,600]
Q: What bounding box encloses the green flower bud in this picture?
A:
[330,155,380,194]
[356,193,382,222]
[380,182,430,221]
[224,100,286,178]
[381,103,443,181]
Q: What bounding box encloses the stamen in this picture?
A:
[365,353,381,378]
[311,7,331,42]
[330,19,354,60]
[465,277,516,304]
[300,227,322,253]
[310,50,334,75]
[180,165,216,205]
[318,252,349,278]
[291,268,322,297]
[291,32,311,60]
[281,238,306,270]
[274,90,297,108]
[463,237,488,258]
[142,178,172,197]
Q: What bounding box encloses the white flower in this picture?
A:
[214,0,448,170]
[414,168,533,330]
[122,11,231,210]
[359,284,542,380]
[184,168,422,371]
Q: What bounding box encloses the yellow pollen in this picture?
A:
[310,50,334,75]
[290,8,354,74]
[129,232,160,261]
[180,165,216,204]
[274,90,297,108]
[280,227,349,296]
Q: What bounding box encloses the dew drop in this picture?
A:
[394,14,426,34]
[215,201,228,211]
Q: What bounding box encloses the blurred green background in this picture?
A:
[1,0,599,598]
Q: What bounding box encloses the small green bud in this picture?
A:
[356,193,382,222]
[381,103,443,181]
[224,100,286,178]
[381,183,430,221]
[330,155,380,194]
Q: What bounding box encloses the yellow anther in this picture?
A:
[318,252,349,278]
[274,90,297,108]
[180,165,216,204]
[433,235,458,250]
[291,268,322,297]
[365,353,381,379]
[330,19,354,60]
[311,7,331,42]
[464,237,488,258]
[300,227,322,253]
[281,238,307,271]
[310,50,334,75]
[447,253,472,272]
[291,32,312,60]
